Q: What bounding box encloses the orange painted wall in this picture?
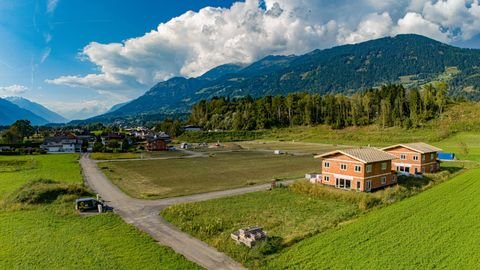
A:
[320,153,395,192]
[384,146,440,174]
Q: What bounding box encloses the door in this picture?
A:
[365,180,372,192]
[356,181,361,191]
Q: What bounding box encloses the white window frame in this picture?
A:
[381,162,387,171]
[413,155,419,161]
[422,155,425,161]
[324,175,330,182]
[354,165,361,172]
[381,176,387,185]
[366,164,372,173]
[324,161,330,168]
[430,153,434,160]
[340,164,347,171]
[400,154,406,160]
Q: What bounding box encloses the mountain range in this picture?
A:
[0,97,68,126]
[78,34,480,124]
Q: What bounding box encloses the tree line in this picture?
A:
[188,83,449,130]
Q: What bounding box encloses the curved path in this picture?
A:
[80,154,290,270]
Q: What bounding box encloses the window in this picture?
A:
[365,180,372,191]
[381,162,387,171]
[430,165,434,172]
[354,165,361,172]
[422,167,426,173]
[366,164,372,173]
[392,175,397,182]
[381,176,387,185]
[324,176,330,182]
[340,164,347,171]
[431,153,435,160]
[413,155,419,161]
[422,155,426,161]
[400,154,406,160]
[324,161,330,168]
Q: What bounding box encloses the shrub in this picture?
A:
[6,179,91,205]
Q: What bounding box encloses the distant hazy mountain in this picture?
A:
[105,102,129,114]
[79,34,480,124]
[5,97,68,123]
[0,98,49,126]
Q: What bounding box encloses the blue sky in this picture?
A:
[1,0,479,120]
[0,0,239,119]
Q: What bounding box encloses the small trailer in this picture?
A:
[438,152,456,161]
[231,227,267,248]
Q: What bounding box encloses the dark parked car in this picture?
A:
[75,197,106,213]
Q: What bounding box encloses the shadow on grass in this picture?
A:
[397,166,463,189]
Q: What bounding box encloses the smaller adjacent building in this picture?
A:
[315,148,397,192]
[382,143,442,175]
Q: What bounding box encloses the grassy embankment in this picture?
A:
[99,151,320,199]
[266,167,480,269]
[0,154,200,270]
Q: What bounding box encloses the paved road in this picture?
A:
[80,154,291,270]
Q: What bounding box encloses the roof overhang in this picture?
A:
[382,143,442,154]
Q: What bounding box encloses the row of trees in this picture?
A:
[189,84,448,130]
[1,120,36,144]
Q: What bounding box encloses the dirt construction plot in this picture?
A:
[99,151,319,199]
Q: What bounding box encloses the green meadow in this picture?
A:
[0,154,200,270]
[266,168,480,269]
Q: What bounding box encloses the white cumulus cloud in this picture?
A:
[0,85,29,97]
[47,0,480,101]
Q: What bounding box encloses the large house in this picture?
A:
[315,148,397,192]
[382,143,442,175]
[42,134,81,153]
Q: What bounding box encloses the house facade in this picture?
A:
[145,134,170,151]
[382,143,442,175]
[315,148,397,192]
[42,134,81,153]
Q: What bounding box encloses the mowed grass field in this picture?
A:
[90,151,187,160]
[0,154,82,197]
[99,151,319,199]
[237,141,351,155]
[266,168,480,269]
[161,188,359,268]
[0,154,200,270]
[435,132,480,161]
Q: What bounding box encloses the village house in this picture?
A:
[41,133,82,153]
[145,133,171,151]
[382,142,442,175]
[315,148,397,192]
